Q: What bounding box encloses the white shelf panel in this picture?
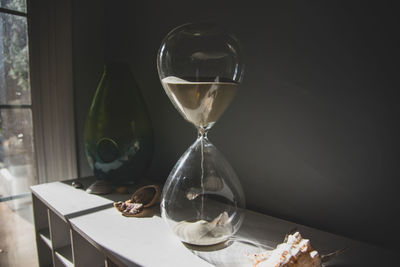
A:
[31,179,114,218]
[39,228,52,249]
[70,207,396,267]
[32,179,396,267]
[55,245,73,267]
[70,207,212,267]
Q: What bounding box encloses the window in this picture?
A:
[0,0,36,202]
[1,1,77,265]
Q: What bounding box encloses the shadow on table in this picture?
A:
[61,177,162,219]
[185,238,273,267]
[61,177,162,202]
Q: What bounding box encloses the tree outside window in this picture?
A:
[0,0,36,206]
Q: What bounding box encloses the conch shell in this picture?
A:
[250,230,346,267]
[114,184,160,217]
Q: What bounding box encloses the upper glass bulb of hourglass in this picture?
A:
[157,23,244,130]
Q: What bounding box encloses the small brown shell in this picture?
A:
[131,184,161,208]
[114,201,144,216]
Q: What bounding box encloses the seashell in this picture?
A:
[114,184,161,217]
[114,201,143,216]
[72,181,83,189]
[86,180,113,194]
[250,232,321,267]
[250,231,346,267]
[131,184,161,208]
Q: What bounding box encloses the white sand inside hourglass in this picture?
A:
[173,212,233,246]
[162,76,238,128]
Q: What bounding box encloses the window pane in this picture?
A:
[0,0,26,13]
[0,12,30,105]
[0,108,37,198]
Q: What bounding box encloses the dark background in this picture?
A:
[72,1,400,249]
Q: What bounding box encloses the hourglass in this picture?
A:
[157,23,245,246]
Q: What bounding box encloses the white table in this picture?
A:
[31,178,395,266]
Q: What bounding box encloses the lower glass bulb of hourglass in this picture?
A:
[161,136,245,246]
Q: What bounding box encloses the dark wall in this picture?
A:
[73,1,400,248]
[72,0,104,176]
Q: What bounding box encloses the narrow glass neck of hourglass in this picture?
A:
[197,127,209,139]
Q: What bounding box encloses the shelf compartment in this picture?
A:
[71,228,105,267]
[48,209,71,249]
[55,244,73,267]
[38,228,52,249]
[32,194,50,231]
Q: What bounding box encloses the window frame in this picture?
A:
[0,6,26,17]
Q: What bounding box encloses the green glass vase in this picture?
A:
[84,61,153,192]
